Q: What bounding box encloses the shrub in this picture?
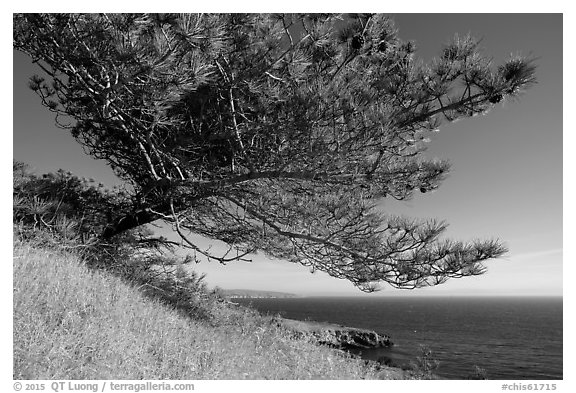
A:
[408,344,441,379]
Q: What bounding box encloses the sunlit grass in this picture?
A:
[13,240,404,380]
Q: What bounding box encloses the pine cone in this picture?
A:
[351,34,364,50]
[378,41,387,52]
[489,94,503,104]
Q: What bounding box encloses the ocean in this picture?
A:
[235,296,562,380]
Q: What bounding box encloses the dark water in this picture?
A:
[235,296,562,380]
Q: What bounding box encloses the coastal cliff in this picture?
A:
[278,318,393,349]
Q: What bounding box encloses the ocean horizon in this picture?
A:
[235,295,563,380]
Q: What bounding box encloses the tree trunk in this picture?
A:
[101,206,166,240]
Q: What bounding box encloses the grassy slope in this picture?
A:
[13,240,405,380]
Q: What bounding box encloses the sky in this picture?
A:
[11,13,564,297]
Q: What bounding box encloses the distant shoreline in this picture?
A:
[230,292,563,299]
[220,289,300,299]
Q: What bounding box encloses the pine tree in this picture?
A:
[13,14,536,291]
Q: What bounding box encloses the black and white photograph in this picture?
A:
[10,6,567,391]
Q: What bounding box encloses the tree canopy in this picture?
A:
[13,13,536,291]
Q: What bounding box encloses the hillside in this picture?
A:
[13,239,405,380]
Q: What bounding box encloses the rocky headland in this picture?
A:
[278,318,393,350]
[277,318,409,378]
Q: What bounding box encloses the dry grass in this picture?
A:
[13,240,404,380]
